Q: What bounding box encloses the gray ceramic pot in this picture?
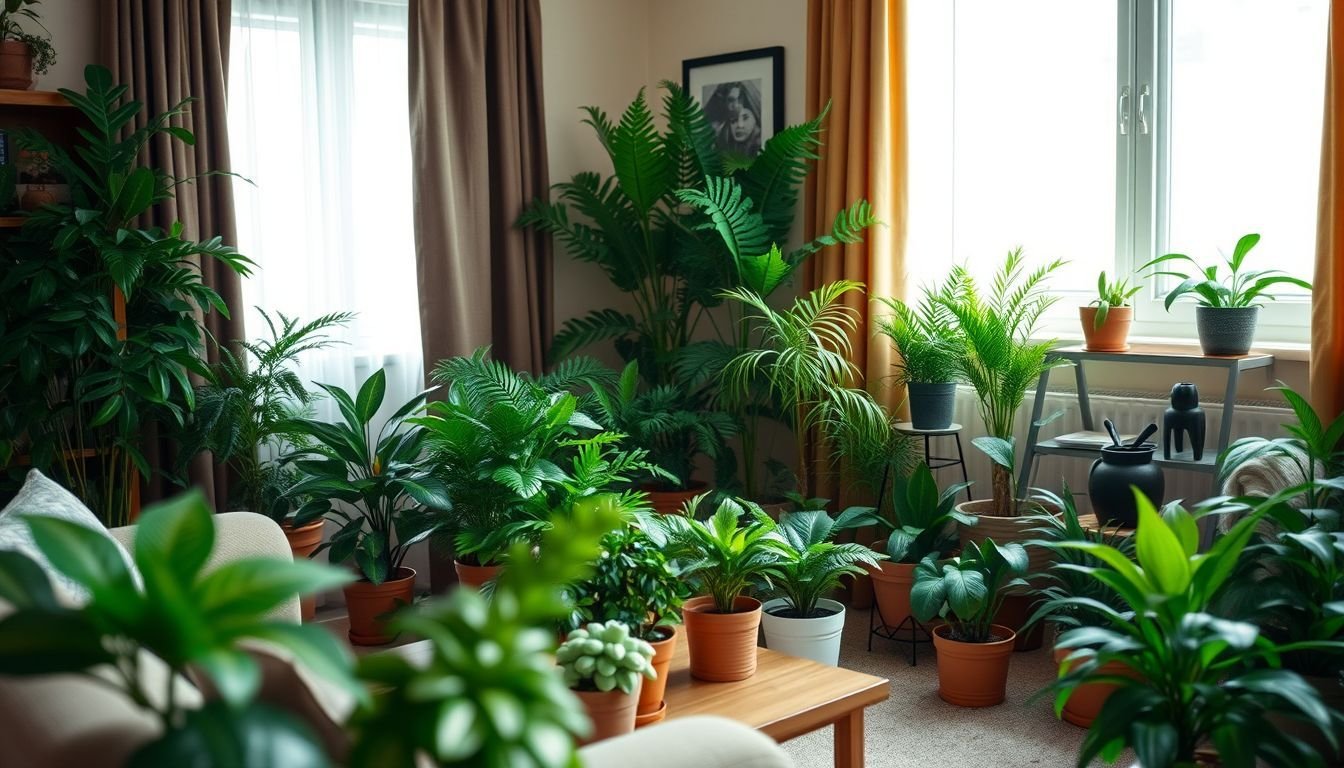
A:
[1195,305,1259,356]
[907,381,957,430]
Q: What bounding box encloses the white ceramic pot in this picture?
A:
[760,597,846,666]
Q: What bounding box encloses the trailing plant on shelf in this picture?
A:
[844,461,975,564]
[0,0,56,80]
[764,508,883,618]
[179,308,353,522]
[911,537,1029,643]
[0,65,253,526]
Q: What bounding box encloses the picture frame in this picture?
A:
[682,46,784,159]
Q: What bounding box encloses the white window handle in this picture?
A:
[1138,84,1151,135]
[1118,84,1131,135]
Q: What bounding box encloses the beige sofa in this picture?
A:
[0,511,791,767]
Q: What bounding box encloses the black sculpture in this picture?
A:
[1163,382,1206,461]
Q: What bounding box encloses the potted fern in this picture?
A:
[875,272,964,429]
[1079,271,1141,352]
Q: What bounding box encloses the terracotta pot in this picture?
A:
[956,499,1059,578]
[453,560,502,590]
[574,683,641,745]
[1052,647,1133,728]
[636,628,677,720]
[0,40,33,90]
[633,700,666,728]
[681,595,762,682]
[343,566,415,646]
[867,555,920,631]
[931,623,1017,707]
[993,592,1045,652]
[282,520,325,621]
[1080,306,1133,352]
[643,481,708,515]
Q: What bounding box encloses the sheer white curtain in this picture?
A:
[228,0,423,426]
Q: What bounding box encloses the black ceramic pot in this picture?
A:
[1088,443,1165,528]
[907,381,957,430]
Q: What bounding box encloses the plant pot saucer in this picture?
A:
[634,700,666,727]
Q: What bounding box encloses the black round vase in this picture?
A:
[1088,443,1165,528]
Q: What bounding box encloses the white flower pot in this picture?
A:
[760,597,846,666]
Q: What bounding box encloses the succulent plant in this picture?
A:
[557,620,656,694]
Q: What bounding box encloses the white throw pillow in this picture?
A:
[0,469,142,601]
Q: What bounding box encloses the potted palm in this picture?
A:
[657,495,782,681]
[1141,233,1312,356]
[0,0,54,90]
[281,369,449,645]
[759,508,884,665]
[1079,272,1141,352]
[875,273,964,429]
[911,537,1029,707]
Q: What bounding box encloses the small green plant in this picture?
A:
[657,495,782,614]
[1141,232,1312,310]
[843,461,975,563]
[874,272,964,385]
[910,537,1029,643]
[563,524,689,642]
[764,509,884,618]
[1088,272,1141,329]
[0,0,55,75]
[557,620,657,694]
[1023,485,1135,633]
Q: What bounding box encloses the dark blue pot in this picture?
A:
[1088,443,1165,528]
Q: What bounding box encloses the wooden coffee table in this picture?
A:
[662,630,889,768]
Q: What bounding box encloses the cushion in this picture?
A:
[0,469,142,600]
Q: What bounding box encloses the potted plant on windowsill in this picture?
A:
[875,273,964,429]
[1079,272,1141,352]
[281,369,449,645]
[1141,232,1312,356]
[0,0,55,90]
[758,508,884,665]
[911,537,1029,707]
[657,495,782,681]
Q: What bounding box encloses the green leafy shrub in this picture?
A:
[910,537,1029,643]
[657,495,781,613]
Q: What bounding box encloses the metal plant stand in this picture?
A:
[867,601,934,667]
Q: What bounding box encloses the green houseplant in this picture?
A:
[0,490,362,766]
[281,369,448,645]
[0,0,54,89]
[875,272,964,429]
[0,65,253,527]
[1080,272,1142,352]
[1141,232,1313,356]
[556,620,657,744]
[759,508,883,666]
[657,495,782,682]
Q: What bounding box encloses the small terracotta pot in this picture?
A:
[282,520,325,621]
[0,40,33,90]
[636,628,676,720]
[681,595,762,682]
[343,566,415,646]
[931,623,1017,707]
[867,555,920,631]
[575,683,641,745]
[1053,647,1131,728]
[643,482,708,515]
[1079,306,1133,352]
[453,560,502,590]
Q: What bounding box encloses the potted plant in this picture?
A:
[657,495,781,681]
[0,0,54,90]
[281,369,449,645]
[757,508,883,665]
[1047,493,1340,767]
[1141,233,1313,356]
[1080,272,1141,352]
[563,523,689,725]
[557,620,657,744]
[842,461,973,632]
[875,273,964,429]
[911,537,1029,706]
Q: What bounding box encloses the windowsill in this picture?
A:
[1044,334,1311,362]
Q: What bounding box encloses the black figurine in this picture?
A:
[1163,382,1206,461]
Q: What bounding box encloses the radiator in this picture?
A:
[936,386,1294,510]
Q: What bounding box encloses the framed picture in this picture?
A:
[682,46,784,159]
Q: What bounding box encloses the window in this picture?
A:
[906,0,1328,344]
[228,0,424,423]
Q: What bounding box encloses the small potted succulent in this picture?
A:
[1079,271,1141,352]
[875,273,964,429]
[657,495,782,681]
[1141,232,1312,356]
[759,509,884,665]
[557,620,657,745]
[910,537,1028,707]
[0,0,54,90]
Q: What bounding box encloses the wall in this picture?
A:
[34,0,97,92]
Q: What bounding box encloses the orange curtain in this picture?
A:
[804,0,907,501]
[1313,2,1344,421]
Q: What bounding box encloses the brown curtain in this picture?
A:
[1313,1,1344,422]
[100,0,241,512]
[804,0,907,503]
[409,0,552,377]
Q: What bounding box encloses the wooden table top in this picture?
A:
[662,628,890,742]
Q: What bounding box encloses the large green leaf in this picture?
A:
[354,369,387,424]
[608,88,672,214]
[1134,493,1190,596]
[197,558,353,621]
[942,563,988,618]
[0,550,59,610]
[739,243,793,296]
[133,491,215,587]
[26,516,140,613]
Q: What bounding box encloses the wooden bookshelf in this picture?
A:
[0,215,24,228]
[0,89,70,108]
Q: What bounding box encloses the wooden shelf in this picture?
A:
[8,448,104,468]
[1050,344,1275,370]
[0,216,26,228]
[0,89,71,108]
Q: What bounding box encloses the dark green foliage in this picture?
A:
[842,461,974,564]
[1142,232,1313,310]
[1218,382,1344,510]
[765,509,883,618]
[875,271,964,385]
[656,494,782,613]
[563,523,690,641]
[1023,485,1136,632]
[910,537,1029,643]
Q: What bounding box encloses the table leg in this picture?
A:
[834,709,864,768]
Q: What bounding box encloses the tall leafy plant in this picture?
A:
[657,495,782,614]
[0,65,253,525]
[874,272,964,386]
[1141,233,1312,309]
[843,461,974,563]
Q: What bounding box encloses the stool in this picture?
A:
[894,422,972,502]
